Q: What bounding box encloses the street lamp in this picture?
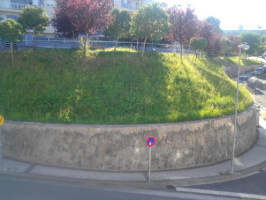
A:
[231,43,249,174]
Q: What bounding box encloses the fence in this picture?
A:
[0,39,195,54]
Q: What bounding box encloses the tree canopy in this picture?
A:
[63,0,113,56]
[0,19,23,64]
[130,3,170,56]
[104,8,131,50]
[240,32,260,55]
[52,0,79,39]
[18,6,49,48]
[168,7,198,60]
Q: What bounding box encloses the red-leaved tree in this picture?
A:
[168,7,198,61]
[227,34,241,54]
[63,0,113,56]
[52,0,79,48]
[198,20,220,56]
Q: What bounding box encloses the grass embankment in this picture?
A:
[0,48,253,124]
[221,56,261,66]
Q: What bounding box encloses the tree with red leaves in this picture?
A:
[52,0,79,48]
[62,0,113,56]
[168,7,198,61]
[198,20,220,56]
[227,34,241,54]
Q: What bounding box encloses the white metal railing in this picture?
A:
[0,39,197,54]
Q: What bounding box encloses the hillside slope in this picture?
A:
[0,49,253,124]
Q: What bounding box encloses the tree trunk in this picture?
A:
[114,39,117,51]
[137,37,139,51]
[72,31,75,48]
[180,44,183,62]
[34,33,37,48]
[10,42,14,65]
[142,37,148,57]
[84,33,88,57]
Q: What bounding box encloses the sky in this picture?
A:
[154,0,266,30]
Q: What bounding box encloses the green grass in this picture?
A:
[0,48,253,124]
[221,56,261,66]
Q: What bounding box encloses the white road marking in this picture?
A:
[175,187,266,200]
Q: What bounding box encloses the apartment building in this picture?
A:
[0,0,55,36]
[113,0,166,11]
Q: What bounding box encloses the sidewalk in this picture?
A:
[1,118,266,187]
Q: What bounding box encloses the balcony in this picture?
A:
[0,2,32,12]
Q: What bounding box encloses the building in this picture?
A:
[0,0,55,36]
[113,0,166,11]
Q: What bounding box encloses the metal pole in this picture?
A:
[231,47,241,174]
[0,127,3,172]
[149,147,151,182]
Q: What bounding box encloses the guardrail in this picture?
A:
[0,39,195,54]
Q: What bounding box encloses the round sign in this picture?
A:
[146,136,156,147]
[0,115,4,126]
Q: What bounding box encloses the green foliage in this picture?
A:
[0,19,23,64]
[18,6,49,34]
[206,16,222,34]
[0,19,23,42]
[104,9,131,40]
[220,37,232,57]
[240,32,260,55]
[130,3,170,55]
[0,49,253,124]
[190,37,207,51]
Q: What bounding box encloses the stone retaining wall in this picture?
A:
[2,106,257,171]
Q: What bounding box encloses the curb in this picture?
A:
[1,160,266,189]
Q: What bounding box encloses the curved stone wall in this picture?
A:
[2,106,257,171]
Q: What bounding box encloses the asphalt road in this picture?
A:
[187,165,266,196]
[0,175,244,200]
[248,73,266,110]
[0,175,198,200]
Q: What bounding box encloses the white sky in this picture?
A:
[155,0,266,30]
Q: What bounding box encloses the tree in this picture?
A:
[0,19,23,64]
[227,34,241,54]
[52,0,79,47]
[168,6,198,60]
[130,3,170,56]
[198,20,221,56]
[240,32,260,55]
[104,9,131,51]
[64,0,113,57]
[220,37,232,57]
[189,37,207,60]
[18,6,49,48]
[206,16,222,35]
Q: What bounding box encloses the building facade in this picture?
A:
[0,0,55,36]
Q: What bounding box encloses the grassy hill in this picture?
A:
[220,56,261,66]
[0,48,253,124]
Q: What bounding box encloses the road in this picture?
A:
[247,57,266,109]
[186,168,266,196]
[248,73,266,110]
[0,175,242,200]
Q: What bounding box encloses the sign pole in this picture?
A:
[0,127,2,172]
[0,116,4,172]
[149,147,151,183]
[146,136,156,183]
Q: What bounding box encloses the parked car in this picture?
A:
[239,75,248,84]
[255,67,263,76]
[262,65,266,73]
